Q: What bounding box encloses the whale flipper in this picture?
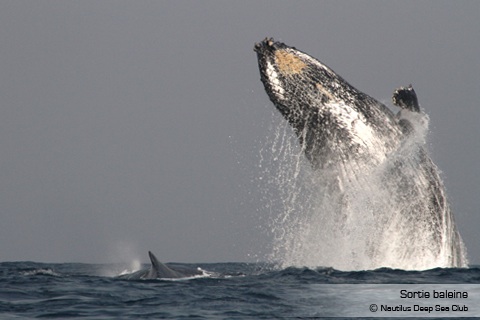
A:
[392,84,420,112]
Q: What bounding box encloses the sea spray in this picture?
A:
[258,110,468,270]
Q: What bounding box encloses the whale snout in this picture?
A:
[253,37,276,53]
[254,38,404,169]
[254,37,340,126]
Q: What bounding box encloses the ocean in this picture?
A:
[1,261,480,319]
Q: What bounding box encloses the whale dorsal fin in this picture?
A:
[148,251,184,279]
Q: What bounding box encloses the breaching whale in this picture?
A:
[254,38,467,269]
[118,251,203,279]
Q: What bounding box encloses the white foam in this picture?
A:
[258,111,468,271]
[117,259,142,276]
[22,268,61,277]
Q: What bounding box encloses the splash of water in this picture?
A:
[258,111,468,271]
[101,241,143,277]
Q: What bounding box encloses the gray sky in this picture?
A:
[1,1,479,264]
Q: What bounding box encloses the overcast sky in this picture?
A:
[1,1,479,265]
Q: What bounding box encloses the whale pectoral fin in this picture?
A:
[392,84,420,113]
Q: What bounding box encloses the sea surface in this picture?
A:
[1,261,480,319]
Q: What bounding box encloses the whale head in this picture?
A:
[254,38,400,168]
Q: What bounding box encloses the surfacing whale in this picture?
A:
[118,251,203,279]
[254,38,467,269]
